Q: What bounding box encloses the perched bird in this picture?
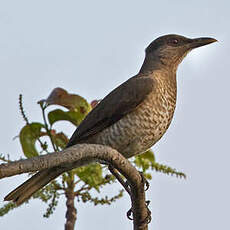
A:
[5,34,217,205]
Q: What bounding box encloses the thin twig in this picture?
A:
[40,103,57,152]
[19,94,29,125]
[19,94,49,154]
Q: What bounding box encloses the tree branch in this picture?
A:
[65,180,76,230]
[0,144,150,230]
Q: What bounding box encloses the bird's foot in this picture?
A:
[126,200,151,224]
[143,200,152,224]
[127,207,133,220]
[138,171,150,191]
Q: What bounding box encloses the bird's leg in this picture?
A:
[109,165,151,224]
[108,165,131,195]
[138,171,150,191]
[137,173,152,224]
[108,165,134,221]
[100,161,132,194]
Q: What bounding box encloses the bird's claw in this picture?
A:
[127,208,133,220]
[138,171,150,191]
[126,201,151,224]
[144,200,152,224]
[140,207,152,225]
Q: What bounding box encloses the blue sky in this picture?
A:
[0,1,229,229]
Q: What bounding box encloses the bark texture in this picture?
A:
[65,183,77,230]
[1,144,150,230]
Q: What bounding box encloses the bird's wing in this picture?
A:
[66,76,155,147]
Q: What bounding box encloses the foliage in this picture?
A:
[19,122,45,157]
[134,150,186,179]
[0,202,17,217]
[0,87,185,219]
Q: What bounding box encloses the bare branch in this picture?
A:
[0,144,115,178]
[0,144,150,229]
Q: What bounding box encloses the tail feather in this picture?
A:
[4,167,65,205]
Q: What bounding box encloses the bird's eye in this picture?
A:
[168,38,179,46]
[172,39,178,44]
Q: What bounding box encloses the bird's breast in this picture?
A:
[89,74,177,158]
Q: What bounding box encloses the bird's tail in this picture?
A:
[4,167,65,206]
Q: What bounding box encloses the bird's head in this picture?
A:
[140,34,217,73]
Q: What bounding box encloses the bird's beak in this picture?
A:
[189,37,217,49]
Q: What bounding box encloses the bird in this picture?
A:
[4,34,217,205]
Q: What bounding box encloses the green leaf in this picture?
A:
[74,164,103,191]
[19,122,45,158]
[134,150,156,172]
[52,132,69,149]
[48,109,87,127]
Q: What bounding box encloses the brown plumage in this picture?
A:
[4,34,217,205]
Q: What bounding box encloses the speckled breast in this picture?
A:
[88,72,177,158]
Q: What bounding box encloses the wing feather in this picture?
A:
[66,76,155,147]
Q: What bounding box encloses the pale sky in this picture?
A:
[0,1,229,230]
